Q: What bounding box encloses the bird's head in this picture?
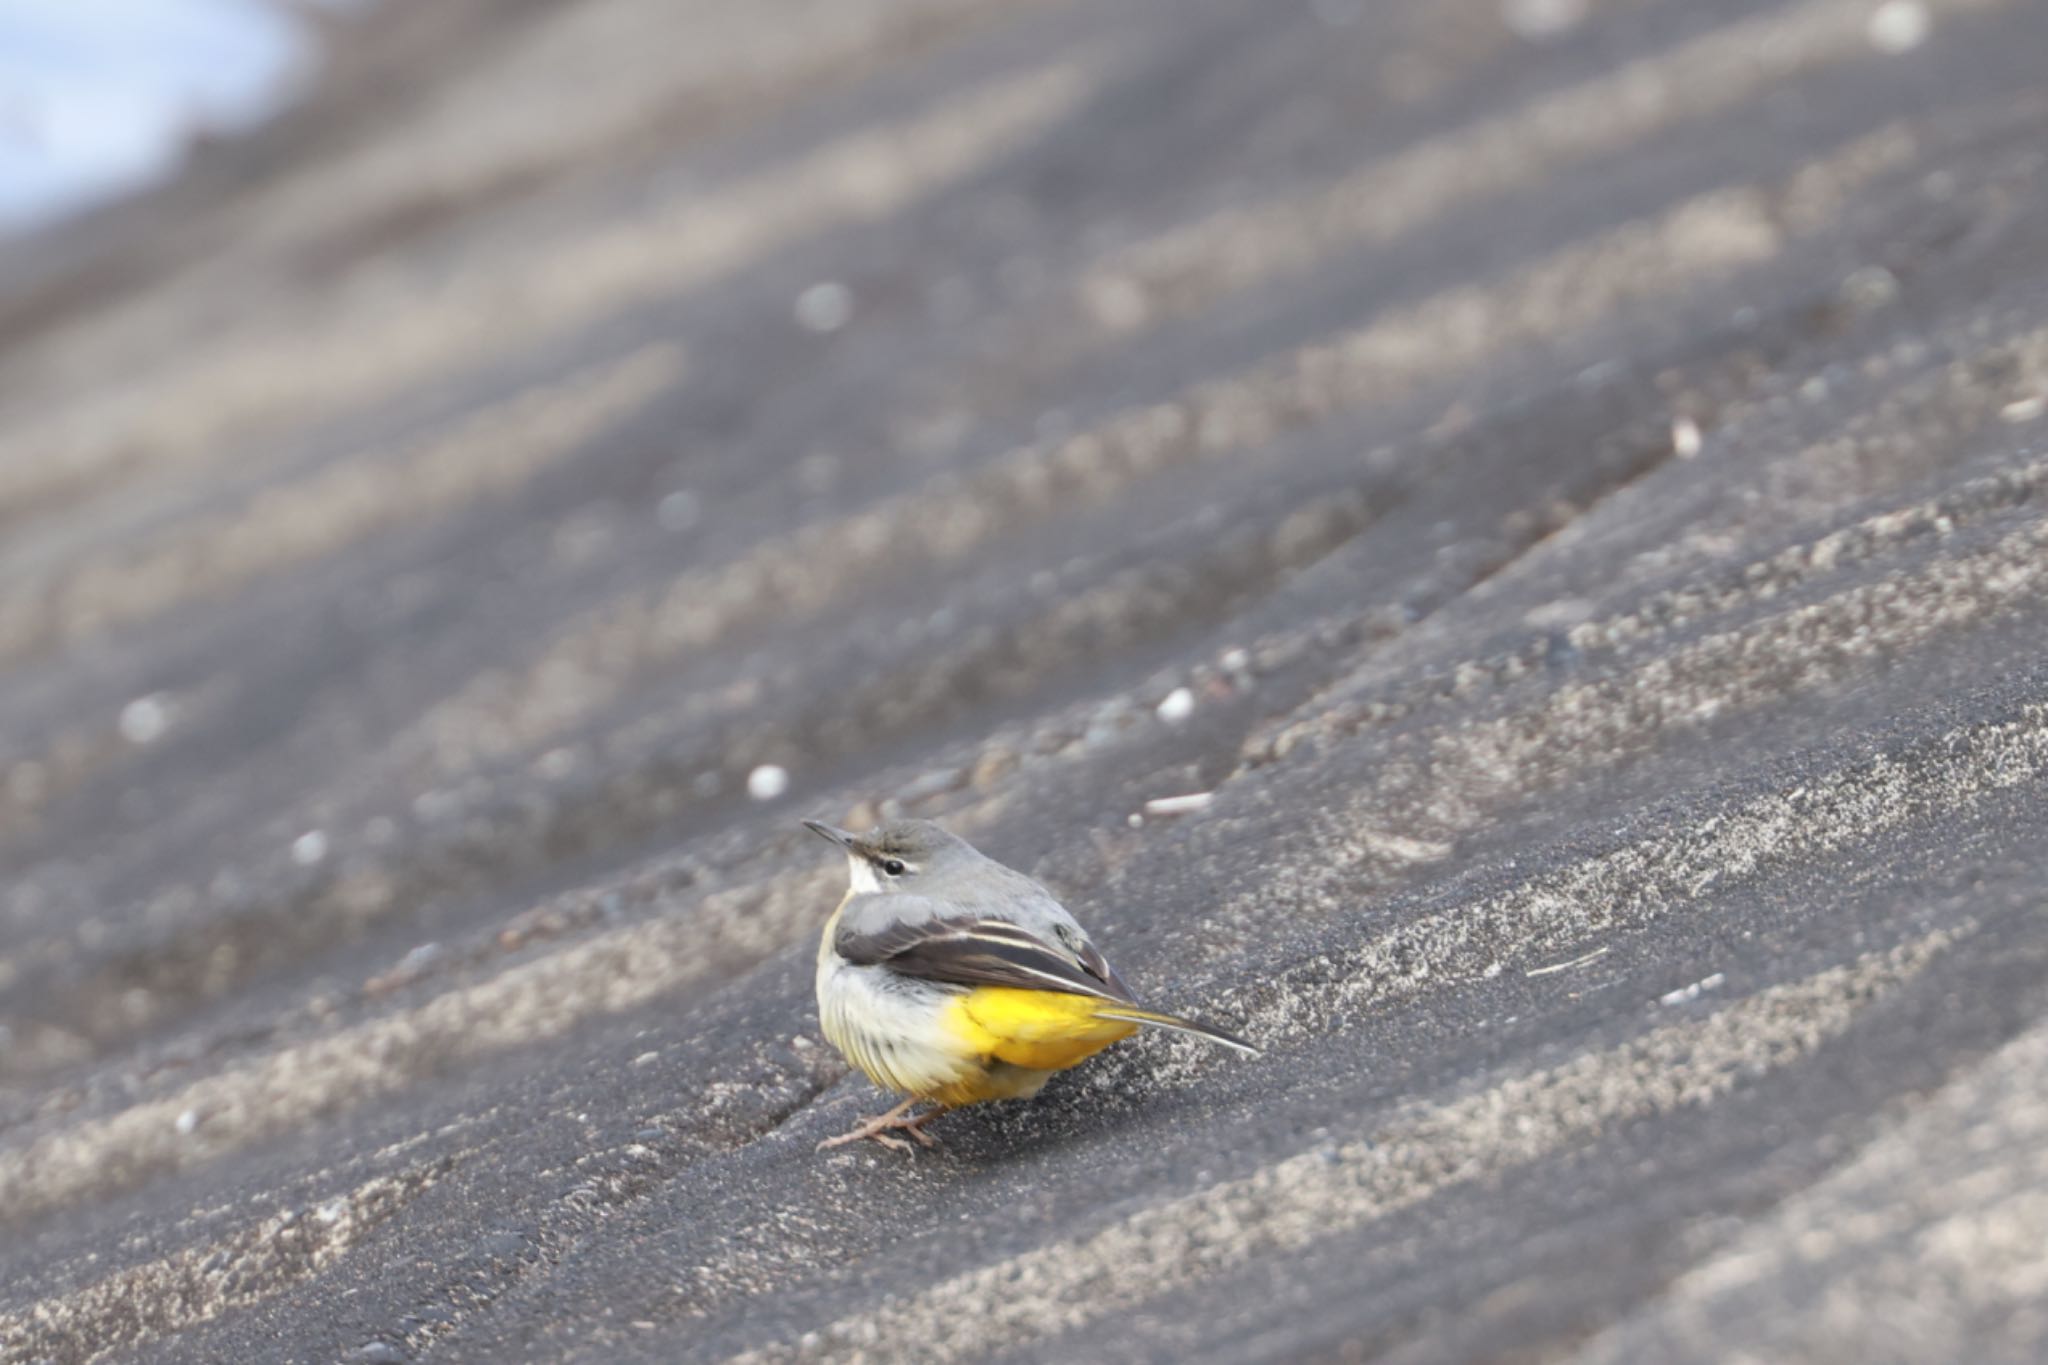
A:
[802,817,975,894]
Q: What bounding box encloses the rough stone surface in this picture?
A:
[4,0,2048,1361]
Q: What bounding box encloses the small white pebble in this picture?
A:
[1502,0,1587,41]
[118,694,173,745]
[175,1109,199,1135]
[316,1199,348,1225]
[1084,275,1150,330]
[1219,647,1250,674]
[1144,791,1214,817]
[657,489,701,532]
[633,1051,660,1067]
[1126,812,1145,828]
[1658,972,1727,1007]
[1999,395,2045,424]
[396,942,443,975]
[1840,265,1899,310]
[1523,597,1594,629]
[746,764,790,802]
[795,282,854,334]
[291,830,329,867]
[1867,0,1930,54]
[1670,416,1703,459]
[1155,687,1196,723]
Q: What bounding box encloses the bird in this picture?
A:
[803,817,1257,1152]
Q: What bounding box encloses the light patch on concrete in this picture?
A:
[1574,1006,2048,1364]
[0,343,683,663]
[0,867,842,1225]
[1251,700,2048,1040]
[0,1163,439,1365]
[1077,0,2011,330]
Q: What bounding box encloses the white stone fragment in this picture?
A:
[1866,1,1930,54]
[1156,687,1196,723]
[119,694,173,745]
[1144,791,1214,817]
[746,764,790,802]
[795,282,854,333]
[1502,0,1587,41]
[1659,971,1728,1007]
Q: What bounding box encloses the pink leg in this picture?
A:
[817,1097,942,1153]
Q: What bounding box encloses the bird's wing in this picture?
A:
[835,894,1138,1004]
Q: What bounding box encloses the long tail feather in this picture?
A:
[1092,1005,1260,1055]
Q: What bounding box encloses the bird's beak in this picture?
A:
[802,819,858,850]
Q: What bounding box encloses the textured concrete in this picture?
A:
[3,0,2048,1361]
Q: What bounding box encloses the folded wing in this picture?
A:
[836,908,1138,1005]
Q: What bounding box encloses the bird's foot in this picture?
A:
[817,1099,944,1153]
[901,1108,944,1149]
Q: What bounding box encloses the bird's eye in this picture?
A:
[881,858,907,877]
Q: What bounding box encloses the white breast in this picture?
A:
[816,932,979,1098]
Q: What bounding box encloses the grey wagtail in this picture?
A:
[803,817,1257,1152]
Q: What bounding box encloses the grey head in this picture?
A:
[802,817,1110,983]
[801,818,1005,898]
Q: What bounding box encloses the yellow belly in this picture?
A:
[944,987,1138,1073]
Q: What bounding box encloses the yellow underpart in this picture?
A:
[944,986,1139,1073]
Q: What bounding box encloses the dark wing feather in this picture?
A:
[1074,938,1135,1003]
[838,915,1138,1004]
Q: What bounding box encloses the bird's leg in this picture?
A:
[901,1105,948,1149]
[817,1097,934,1152]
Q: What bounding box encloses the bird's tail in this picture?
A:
[1092,1004,1260,1055]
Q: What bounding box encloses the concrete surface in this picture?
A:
[3,0,2048,1360]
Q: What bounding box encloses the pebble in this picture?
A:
[1144,791,1214,817]
[118,694,174,745]
[657,489,702,532]
[746,765,790,802]
[291,830,329,867]
[1156,687,1196,723]
[795,282,854,333]
[397,942,445,976]
[1501,0,1586,41]
[1866,0,1931,53]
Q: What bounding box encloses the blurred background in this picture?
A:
[4,1,2048,1361]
